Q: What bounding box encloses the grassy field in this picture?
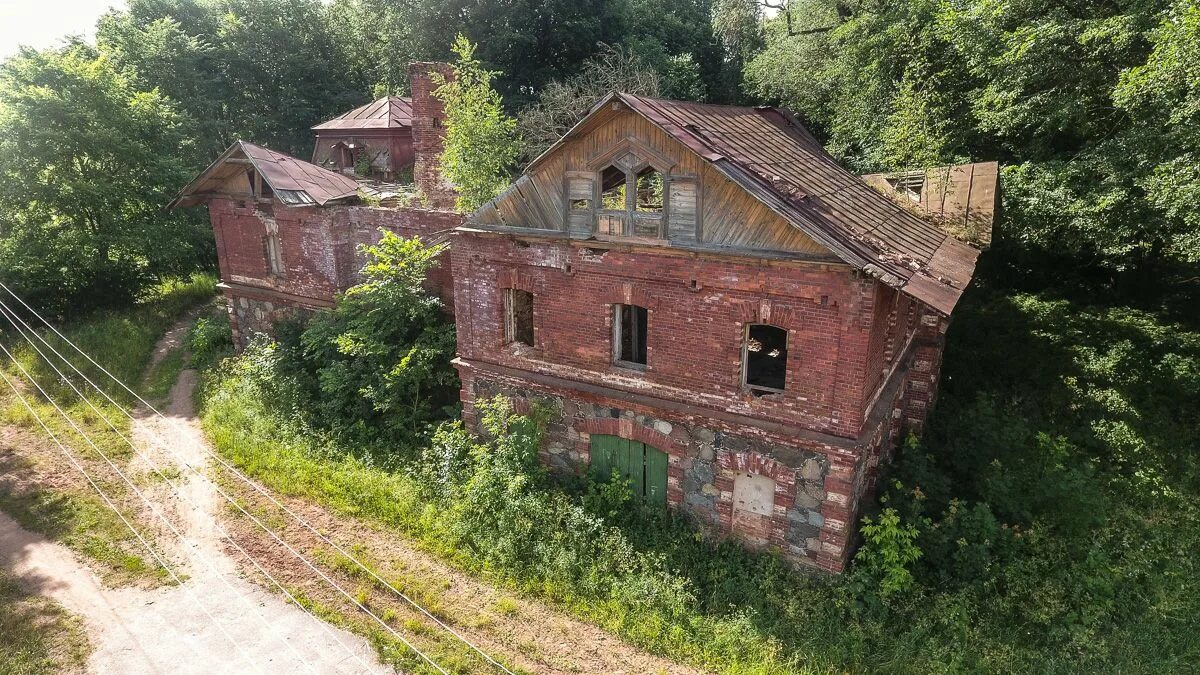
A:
[0,274,217,586]
[195,278,1200,673]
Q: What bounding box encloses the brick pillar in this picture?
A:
[899,308,950,433]
[407,61,457,210]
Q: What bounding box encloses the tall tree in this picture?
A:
[97,0,369,159]
[435,36,520,213]
[0,44,212,314]
[744,0,1194,286]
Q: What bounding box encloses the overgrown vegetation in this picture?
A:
[434,37,520,213]
[265,234,457,455]
[0,569,91,674]
[195,233,1200,670]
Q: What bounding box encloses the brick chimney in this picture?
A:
[408,61,457,210]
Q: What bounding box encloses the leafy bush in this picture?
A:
[187,313,233,369]
[263,232,457,456]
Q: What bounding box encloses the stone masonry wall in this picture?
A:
[457,356,913,573]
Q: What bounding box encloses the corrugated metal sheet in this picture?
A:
[312,96,413,130]
[168,141,360,208]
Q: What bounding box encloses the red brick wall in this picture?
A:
[209,197,462,347]
[408,62,456,210]
[452,229,887,439]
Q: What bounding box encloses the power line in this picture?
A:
[0,341,261,674]
[0,279,513,674]
[0,289,456,675]
[0,301,372,675]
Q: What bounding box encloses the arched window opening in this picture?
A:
[743,324,788,394]
[504,289,535,347]
[600,165,627,210]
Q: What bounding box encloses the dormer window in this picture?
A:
[594,159,666,239]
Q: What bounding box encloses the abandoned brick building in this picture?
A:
[170,63,460,347]
[452,94,992,572]
[173,72,994,572]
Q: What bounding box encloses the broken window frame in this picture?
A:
[594,159,667,240]
[265,233,285,276]
[504,288,535,347]
[612,304,648,369]
[742,323,788,395]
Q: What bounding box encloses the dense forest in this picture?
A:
[0,0,1198,670]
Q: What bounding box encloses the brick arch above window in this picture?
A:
[497,267,543,294]
[596,282,661,311]
[574,417,683,457]
[716,450,798,487]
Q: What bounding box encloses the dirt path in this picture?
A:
[0,312,389,674]
[1,309,701,674]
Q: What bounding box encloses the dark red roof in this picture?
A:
[312,96,413,131]
[168,141,360,208]
[526,93,982,315]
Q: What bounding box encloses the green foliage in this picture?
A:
[434,36,520,213]
[271,232,457,453]
[187,313,233,370]
[0,44,214,315]
[853,505,922,600]
[745,0,1198,282]
[97,0,369,158]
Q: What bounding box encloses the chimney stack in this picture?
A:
[407,61,457,210]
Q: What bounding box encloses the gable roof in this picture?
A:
[312,96,413,131]
[523,93,982,315]
[168,141,361,208]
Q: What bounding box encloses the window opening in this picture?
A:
[505,289,534,347]
[265,233,284,276]
[614,304,648,367]
[743,324,788,394]
[571,199,591,210]
[635,167,663,212]
[600,165,627,210]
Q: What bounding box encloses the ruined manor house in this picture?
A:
[171,62,997,573]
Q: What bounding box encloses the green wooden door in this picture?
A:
[590,435,667,508]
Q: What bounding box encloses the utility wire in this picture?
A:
[0,279,513,675]
[0,339,262,674]
[0,301,369,675]
[0,289,453,675]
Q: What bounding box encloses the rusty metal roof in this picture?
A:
[312,96,413,131]
[526,93,983,315]
[168,141,360,208]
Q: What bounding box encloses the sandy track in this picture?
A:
[0,313,389,674]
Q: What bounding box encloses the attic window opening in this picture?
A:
[504,289,534,347]
[743,324,788,395]
[600,165,626,210]
[613,304,648,368]
[635,167,663,212]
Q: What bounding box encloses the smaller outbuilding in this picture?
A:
[311,96,415,180]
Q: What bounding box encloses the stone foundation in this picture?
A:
[457,360,911,572]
